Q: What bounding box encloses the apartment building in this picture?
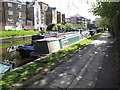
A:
[26,1,48,31]
[0,0,63,31]
[17,1,26,30]
[46,7,57,25]
[57,11,62,24]
[26,1,41,31]
[65,18,71,23]
[86,19,91,24]
[70,14,86,25]
[0,0,3,30]
[1,0,26,30]
[25,2,34,30]
[62,14,65,24]
[38,2,48,31]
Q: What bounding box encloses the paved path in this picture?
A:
[29,31,118,89]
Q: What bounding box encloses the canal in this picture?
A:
[0,39,36,68]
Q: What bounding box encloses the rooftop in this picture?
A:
[2,0,26,4]
[71,14,83,18]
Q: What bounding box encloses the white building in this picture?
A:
[34,0,41,31]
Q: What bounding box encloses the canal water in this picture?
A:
[0,40,36,68]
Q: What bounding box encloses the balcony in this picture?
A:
[77,22,82,24]
[77,18,82,20]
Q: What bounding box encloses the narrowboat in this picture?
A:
[16,34,54,58]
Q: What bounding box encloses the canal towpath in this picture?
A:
[29,31,119,88]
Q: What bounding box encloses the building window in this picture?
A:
[8,3,12,7]
[42,21,44,24]
[27,21,33,25]
[18,4,22,8]
[8,11,13,15]
[18,12,22,18]
[19,20,23,24]
[8,18,14,23]
[37,21,39,24]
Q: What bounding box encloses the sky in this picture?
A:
[23,0,100,21]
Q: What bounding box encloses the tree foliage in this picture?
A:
[53,23,86,32]
[91,2,120,37]
[91,1,120,52]
[93,18,109,28]
[65,23,86,30]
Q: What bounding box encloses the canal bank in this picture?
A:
[0,36,33,68]
[0,35,32,44]
[0,31,92,72]
[1,32,103,89]
[29,31,118,89]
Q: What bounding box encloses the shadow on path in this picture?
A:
[29,31,119,89]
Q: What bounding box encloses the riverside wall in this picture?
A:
[0,35,32,44]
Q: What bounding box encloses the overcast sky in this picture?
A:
[23,0,100,21]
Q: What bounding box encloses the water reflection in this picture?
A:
[0,40,31,48]
[1,40,35,68]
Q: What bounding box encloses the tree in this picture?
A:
[93,18,109,28]
[91,2,120,37]
[60,25,67,32]
[65,23,86,31]
[54,24,59,31]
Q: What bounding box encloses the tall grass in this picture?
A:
[0,30,39,39]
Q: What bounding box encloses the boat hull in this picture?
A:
[17,45,34,58]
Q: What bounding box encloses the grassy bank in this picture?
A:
[0,30,39,39]
[0,40,31,48]
[0,32,103,89]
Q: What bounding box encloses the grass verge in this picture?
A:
[0,30,39,39]
[0,32,103,89]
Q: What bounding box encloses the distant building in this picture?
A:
[62,14,65,24]
[86,19,91,24]
[38,2,48,31]
[0,0,4,30]
[57,11,62,24]
[70,14,86,25]
[46,7,57,25]
[33,1,41,31]
[87,24,97,30]
[25,2,34,30]
[65,18,71,23]
[1,0,26,30]
[94,17,101,21]
[92,17,101,26]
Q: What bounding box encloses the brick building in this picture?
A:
[38,2,48,31]
[62,14,65,24]
[1,0,26,30]
[46,7,57,25]
[70,14,86,25]
[0,0,63,31]
[25,2,35,30]
[0,0,4,30]
[25,1,48,31]
[57,11,62,24]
